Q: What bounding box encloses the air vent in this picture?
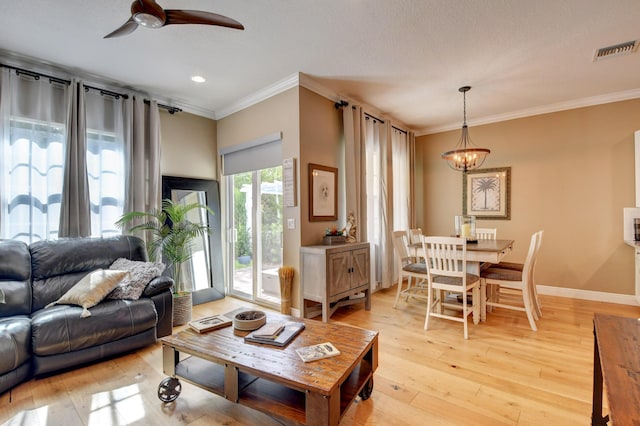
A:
[593,40,639,61]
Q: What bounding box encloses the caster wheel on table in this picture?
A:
[158,377,182,402]
[358,377,373,400]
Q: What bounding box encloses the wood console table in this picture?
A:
[591,313,640,425]
[301,242,371,322]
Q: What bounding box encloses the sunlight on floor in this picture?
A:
[89,384,144,425]
[3,406,48,426]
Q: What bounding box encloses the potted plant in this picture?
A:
[116,198,213,326]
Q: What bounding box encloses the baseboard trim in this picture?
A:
[537,285,640,306]
[290,307,301,318]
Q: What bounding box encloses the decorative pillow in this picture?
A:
[46,269,129,318]
[107,258,165,300]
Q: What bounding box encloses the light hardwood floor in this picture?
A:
[2,287,639,426]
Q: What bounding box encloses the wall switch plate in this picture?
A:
[287,218,295,229]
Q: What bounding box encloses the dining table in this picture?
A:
[408,238,515,322]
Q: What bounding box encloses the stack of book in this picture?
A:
[244,321,305,347]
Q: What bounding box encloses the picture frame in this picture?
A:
[309,163,338,221]
[463,167,511,220]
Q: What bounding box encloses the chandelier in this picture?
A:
[441,86,490,171]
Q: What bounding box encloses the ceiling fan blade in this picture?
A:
[104,17,139,38]
[164,10,244,30]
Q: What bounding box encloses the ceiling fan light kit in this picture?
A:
[105,0,244,38]
[441,86,490,172]
[133,13,164,28]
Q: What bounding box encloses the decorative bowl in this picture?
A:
[233,310,266,331]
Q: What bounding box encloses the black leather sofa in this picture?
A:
[0,235,173,395]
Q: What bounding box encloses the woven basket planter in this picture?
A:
[173,292,193,326]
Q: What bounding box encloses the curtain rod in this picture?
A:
[1,63,182,114]
[364,112,384,124]
[144,99,182,114]
[84,84,129,100]
[0,63,70,86]
[392,125,407,134]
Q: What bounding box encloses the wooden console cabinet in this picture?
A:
[301,242,371,322]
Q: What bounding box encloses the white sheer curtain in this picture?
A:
[364,114,393,289]
[391,126,413,282]
[0,69,68,242]
[392,127,410,232]
[343,104,365,242]
[85,89,126,237]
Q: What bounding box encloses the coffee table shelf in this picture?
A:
[159,312,378,426]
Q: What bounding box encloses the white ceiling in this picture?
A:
[0,0,639,135]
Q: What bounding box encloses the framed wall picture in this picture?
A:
[463,167,511,220]
[309,163,337,221]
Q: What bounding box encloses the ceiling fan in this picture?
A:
[104,0,244,38]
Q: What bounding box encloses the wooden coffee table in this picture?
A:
[158,311,378,426]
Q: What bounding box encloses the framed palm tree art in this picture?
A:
[463,167,511,219]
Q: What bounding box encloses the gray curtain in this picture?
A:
[58,79,90,237]
[123,97,161,242]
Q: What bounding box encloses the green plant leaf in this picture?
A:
[115,198,213,294]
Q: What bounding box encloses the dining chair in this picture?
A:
[392,230,429,308]
[480,231,542,331]
[407,228,423,262]
[422,236,480,339]
[408,228,422,244]
[476,227,498,274]
[475,228,497,240]
[486,230,544,319]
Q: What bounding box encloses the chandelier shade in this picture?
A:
[442,86,490,171]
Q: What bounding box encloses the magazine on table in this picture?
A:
[244,321,305,347]
[188,314,233,333]
[296,342,340,362]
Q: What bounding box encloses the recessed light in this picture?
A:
[191,75,206,83]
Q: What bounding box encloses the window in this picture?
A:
[0,70,126,242]
[221,133,283,308]
[86,129,124,237]
[85,91,126,237]
[1,118,65,242]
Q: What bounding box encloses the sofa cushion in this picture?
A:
[31,298,158,357]
[46,269,129,317]
[0,316,31,375]
[108,258,165,300]
[0,240,32,316]
[30,235,147,310]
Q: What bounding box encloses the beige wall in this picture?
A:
[416,98,640,295]
[217,87,302,307]
[299,87,344,246]
[160,110,217,179]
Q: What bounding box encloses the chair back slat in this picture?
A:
[475,228,497,240]
[392,230,411,264]
[422,236,466,277]
[521,231,540,283]
[408,228,422,244]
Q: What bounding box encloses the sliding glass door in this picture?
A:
[227,166,283,307]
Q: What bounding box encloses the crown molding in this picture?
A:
[215,73,301,120]
[417,88,640,136]
[298,73,340,102]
